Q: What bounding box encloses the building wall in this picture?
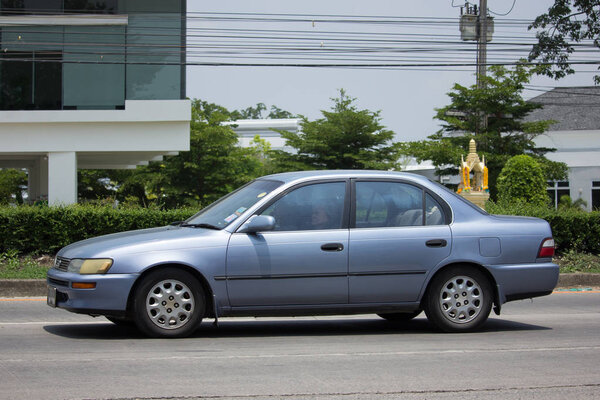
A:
[534,129,600,211]
[0,0,185,111]
[0,0,190,205]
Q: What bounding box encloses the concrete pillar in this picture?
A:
[48,152,77,205]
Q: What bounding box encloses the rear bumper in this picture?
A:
[47,269,138,315]
[487,262,559,304]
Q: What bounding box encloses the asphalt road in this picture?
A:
[0,292,599,400]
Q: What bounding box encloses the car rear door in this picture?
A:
[348,180,452,303]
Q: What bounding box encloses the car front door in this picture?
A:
[226,180,349,307]
[349,180,452,303]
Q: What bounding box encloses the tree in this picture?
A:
[400,64,567,199]
[272,90,399,171]
[529,0,600,83]
[134,99,264,207]
[0,168,27,205]
[75,100,296,207]
[230,103,296,120]
[497,155,548,207]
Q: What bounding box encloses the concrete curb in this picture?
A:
[0,279,48,298]
[1,274,600,298]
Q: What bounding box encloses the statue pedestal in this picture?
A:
[459,191,490,210]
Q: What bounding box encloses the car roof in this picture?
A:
[260,170,433,185]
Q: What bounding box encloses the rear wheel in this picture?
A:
[377,310,422,322]
[132,268,205,338]
[424,266,492,332]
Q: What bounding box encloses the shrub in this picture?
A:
[0,205,197,255]
[496,155,548,207]
[555,250,600,273]
[486,202,600,254]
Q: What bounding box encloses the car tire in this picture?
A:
[132,268,205,338]
[377,310,422,322]
[424,266,493,333]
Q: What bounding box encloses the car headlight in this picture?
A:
[67,259,113,274]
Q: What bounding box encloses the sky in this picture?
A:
[185,0,597,141]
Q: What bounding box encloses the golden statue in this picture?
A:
[457,139,489,208]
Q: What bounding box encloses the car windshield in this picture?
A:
[184,179,284,229]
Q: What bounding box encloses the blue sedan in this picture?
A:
[47,170,559,337]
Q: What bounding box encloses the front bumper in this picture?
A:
[47,268,139,315]
[487,262,559,304]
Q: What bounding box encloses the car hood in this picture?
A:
[58,226,229,259]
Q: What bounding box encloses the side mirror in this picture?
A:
[238,215,275,234]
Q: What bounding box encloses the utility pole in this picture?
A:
[458,1,493,134]
[476,0,488,91]
[476,0,488,133]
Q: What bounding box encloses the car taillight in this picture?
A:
[538,238,555,258]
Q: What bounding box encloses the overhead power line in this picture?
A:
[0,11,596,74]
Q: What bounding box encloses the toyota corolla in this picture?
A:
[47,170,559,337]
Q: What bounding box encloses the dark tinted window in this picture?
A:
[262,182,346,231]
[64,0,118,14]
[0,52,32,109]
[355,181,423,228]
[0,51,61,110]
[1,0,62,15]
[425,193,445,225]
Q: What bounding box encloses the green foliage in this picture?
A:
[230,103,296,119]
[0,251,51,279]
[555,250,600,273]
[558,194,588,211]
[399,64,567,199]
[76,99,297,207]
[486,201,600,254]
[529,0,600,84]
[0,204,196,255]
[497,155,549,207]
[272,89,399,171]
[0,168,27,205]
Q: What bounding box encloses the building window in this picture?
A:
[0,0,62,15]
[547,181,570,209]
[0,51,62,110]
[64,0,118,14]
[592,181,600,211]
[0,0,117,15]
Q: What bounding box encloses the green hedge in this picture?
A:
[486,202,600,254]
[0,205,196,255]
[1,203,598,256]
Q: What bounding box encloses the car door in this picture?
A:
[349,180,452,303]
[226,180,349,307]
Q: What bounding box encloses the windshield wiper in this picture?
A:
[180,223,221,230]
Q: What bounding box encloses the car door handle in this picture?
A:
[426,239,447,248]
[321,243,344,252]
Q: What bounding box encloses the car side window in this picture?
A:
[425,193,446,225]
[261,182,346,231]
[355,181,424,228]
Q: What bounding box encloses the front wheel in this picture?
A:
[132,268,205,338]
[424,266,493,333]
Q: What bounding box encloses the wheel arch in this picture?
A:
[126,263,216,319]
[420,261,500,312]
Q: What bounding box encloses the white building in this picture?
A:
[0,1,190,205]
[224,118,301,152]
[527,87,600,210]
